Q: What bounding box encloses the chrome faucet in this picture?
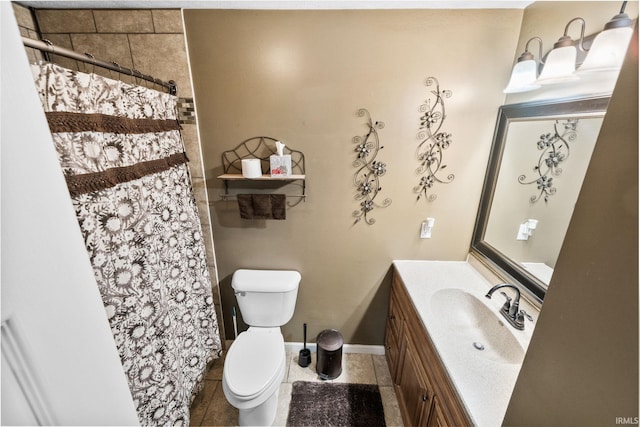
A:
[485,283,532,330]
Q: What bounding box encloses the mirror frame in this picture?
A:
[471,96,611,303]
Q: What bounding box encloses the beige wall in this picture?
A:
[504,22,639,425]
[16,5,224,339]
[184,9,523,344]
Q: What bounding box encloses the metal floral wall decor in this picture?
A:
[414,76,455,202]
[518,119,579,204]
[352,108,391,225]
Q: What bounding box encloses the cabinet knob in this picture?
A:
[422,391,429,402]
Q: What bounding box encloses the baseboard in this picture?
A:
[285,342,385,355]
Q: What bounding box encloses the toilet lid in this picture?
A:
[224,330,284,398]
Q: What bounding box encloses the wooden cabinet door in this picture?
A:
[385,285,404,382]
[397,334,434,426]
[388,282,403,339]
[427,397,447,427]
[388,267,473,427]
[384,319,400,383]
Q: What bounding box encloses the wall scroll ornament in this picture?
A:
[518,119,579,204]
[414,77,455,202]
[352,108,391,225]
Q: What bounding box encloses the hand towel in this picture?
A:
[237,194,286,220]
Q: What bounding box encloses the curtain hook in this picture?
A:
[83,52,96,74]
[111,62,122,82]
[132,68,142,86]
[42,38,54,64]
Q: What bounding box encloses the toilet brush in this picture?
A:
[298,323,311,367]
[232,306,238,338]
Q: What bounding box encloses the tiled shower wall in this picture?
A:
[12,3,225,343]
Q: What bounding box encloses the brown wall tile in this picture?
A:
[152,10,184,33]
[70,33,134,70]
[93,10,154,33]
[182,125,203,179]
[36,10,96,33]
[12,3,37,31]
[40,33,73,50]
[27,29,40,40]
[128,34,191,96]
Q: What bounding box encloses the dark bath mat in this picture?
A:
[287,381,386,427]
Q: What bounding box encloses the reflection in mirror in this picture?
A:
[472,97,610,302]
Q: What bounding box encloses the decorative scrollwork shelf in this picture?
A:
[217,136,306,207]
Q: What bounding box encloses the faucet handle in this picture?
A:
[499,291,511,312]
[517,309,533,322]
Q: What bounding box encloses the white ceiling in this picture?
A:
[18,0,534,9]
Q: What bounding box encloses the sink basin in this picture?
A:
[430,288,525,365]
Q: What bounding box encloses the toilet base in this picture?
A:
[238,386,280,426]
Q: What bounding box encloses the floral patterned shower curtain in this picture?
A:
[32,63,221,426]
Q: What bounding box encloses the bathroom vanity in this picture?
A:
[385,261,537,427]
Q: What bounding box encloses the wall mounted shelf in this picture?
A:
[217,136,306,206]
[217,174,306,181]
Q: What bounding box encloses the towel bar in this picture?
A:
[214,194,306,208]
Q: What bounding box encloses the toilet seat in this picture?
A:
[223,328,285,401]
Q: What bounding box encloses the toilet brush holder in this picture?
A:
[298,323,311,368]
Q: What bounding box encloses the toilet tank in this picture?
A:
[232,269,301,327]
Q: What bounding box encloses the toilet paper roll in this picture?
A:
[241,159,262,178]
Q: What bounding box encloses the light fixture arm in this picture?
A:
[519,36,544,65]
[555,17,588,52]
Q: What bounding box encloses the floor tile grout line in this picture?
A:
[370,353,381,386]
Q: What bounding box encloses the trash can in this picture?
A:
[316,329,343,380]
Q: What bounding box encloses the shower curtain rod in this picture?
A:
[22,36,177,95]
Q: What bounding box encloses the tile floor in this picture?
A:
[190,346,404,426]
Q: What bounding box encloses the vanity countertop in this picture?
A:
[392,260,539,427]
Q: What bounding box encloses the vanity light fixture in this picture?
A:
[503,37,543,93]
[577,1,635,73]
[504,1,634,92]
[536,17,586,85]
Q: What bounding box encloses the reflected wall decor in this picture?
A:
[352,108,391,225]
[414,77,455,202]
[518,119,579,204]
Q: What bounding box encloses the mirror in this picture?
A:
[471,96,610,302]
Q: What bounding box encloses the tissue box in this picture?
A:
[270,154,292,177]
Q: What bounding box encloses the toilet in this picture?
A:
[222,269,301,426]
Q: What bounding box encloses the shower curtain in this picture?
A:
[32,63,222,426]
